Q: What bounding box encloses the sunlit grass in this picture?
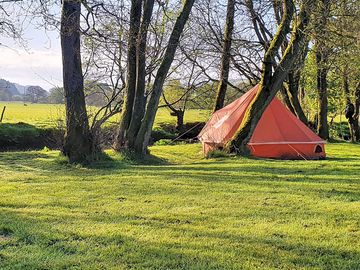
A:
[0,102,64,128]
[0,143,359,269]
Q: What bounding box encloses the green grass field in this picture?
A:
[0,102,210,128]
[0,143,359,269]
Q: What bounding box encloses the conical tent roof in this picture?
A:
[199,85,326,159]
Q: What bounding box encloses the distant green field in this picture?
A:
[0,143,359,269]
[0,102,210,128]
[0,103,65,128]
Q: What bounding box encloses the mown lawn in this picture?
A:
[0,102,209,128]
[0,143,359,269]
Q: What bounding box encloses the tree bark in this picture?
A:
[342,69,354,141]
[126,0,155,148]
[133,0,195,155]
[316,49,329,139]
[315,0,330,140]
[113,0,142,151]
[61,0,97,163]
[213,0,235,112]
[287,70,308,124]
[343,68,351,104]
[280,85,296,114]
[346,79,360,142]
[227,0,313,155]
[175,110,184,132]
[355,82,360,141]
[274,0,308,125]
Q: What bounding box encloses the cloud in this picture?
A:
[0,47,62,90]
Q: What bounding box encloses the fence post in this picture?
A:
[0,106,6,123]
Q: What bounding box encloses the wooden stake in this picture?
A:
[0,106,6,123]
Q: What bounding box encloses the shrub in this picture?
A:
[151,128,177,142]
[207,149,229,158]
[0,123,64,151]
[330,121,351,141]
[0,123,41,149]
[154,139,173,146]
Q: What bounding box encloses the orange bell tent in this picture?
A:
[198,85,326,159]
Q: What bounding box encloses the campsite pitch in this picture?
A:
[0,143,359,269]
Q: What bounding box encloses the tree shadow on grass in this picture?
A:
[0,151,49,162]
[1,149,359,188]
[325,156,360,162]
[133,162,360,185]
[1,209,359,270]
[3,150,157,176]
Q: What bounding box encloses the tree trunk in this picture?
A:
[355,83,360,141]
[280,85,296,114]
[126,0,155,149]
[347,80,360,142]
[343,68,351,104]
[175,110,184,132]
[287,70,308,124]
[227,0,313,155]
[300,85,305,101]
[314,0,330,140]
[342,69,354,141]
[113,0,142,151]
[316,49,329,139]
[133,0,195,155]
[213,0,235,112]
[274,0,308,125]
[61,0,97,163]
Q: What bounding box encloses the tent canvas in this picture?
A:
[198,85,326,159]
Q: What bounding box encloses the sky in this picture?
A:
[0,25,62,91]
